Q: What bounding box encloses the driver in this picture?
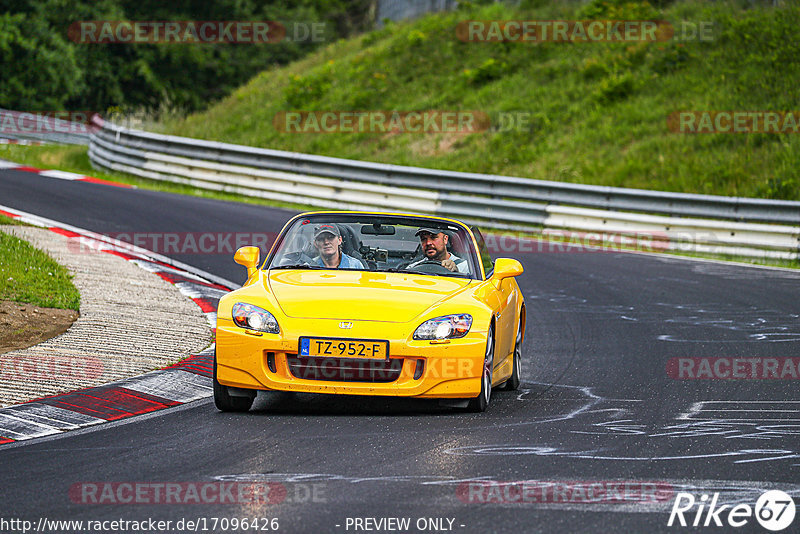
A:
[312,224,364,268]
[407,227,469,273]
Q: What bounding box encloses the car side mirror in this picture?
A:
[234,246,260,279]
[490,258,523,283]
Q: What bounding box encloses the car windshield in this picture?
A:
[266,214,480,279]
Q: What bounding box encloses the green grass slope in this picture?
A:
[159,0,800,200]
[0,224,81,310]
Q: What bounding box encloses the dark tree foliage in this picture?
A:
[0,0,375,113]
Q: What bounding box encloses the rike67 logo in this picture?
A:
[668,490,796,531]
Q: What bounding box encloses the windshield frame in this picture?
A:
[262,212,485,280]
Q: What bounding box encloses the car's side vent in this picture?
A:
[413,359,425,380]
[265,351,277,373]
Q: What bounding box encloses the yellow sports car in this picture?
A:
[214,211,525,412]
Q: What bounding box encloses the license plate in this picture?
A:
[299,337,388,360]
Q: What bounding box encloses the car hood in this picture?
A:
[267,270,473,323]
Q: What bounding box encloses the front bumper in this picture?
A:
[215,317,487,398]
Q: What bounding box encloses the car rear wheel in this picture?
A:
[213,352,255,412]
[500,319,522,391]
[467,325,494,412]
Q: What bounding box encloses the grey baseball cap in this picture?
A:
[415,227,446,237]
[314,224,341,239]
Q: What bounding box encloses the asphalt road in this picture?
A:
[2,168,799,533]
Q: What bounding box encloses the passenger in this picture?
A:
[312,224,364,268]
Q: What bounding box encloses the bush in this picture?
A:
[595,73,636,104]
[579,0,660,19]
[284,73,332,108]
[462,58,509,85]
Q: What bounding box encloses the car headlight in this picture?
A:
[232,302,279,333]
[413,314,472,340]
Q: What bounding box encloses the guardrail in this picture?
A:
[88,116,799,260]
[0,109,91,146]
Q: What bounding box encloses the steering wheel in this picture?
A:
[275,251,312,267]
[407,259,451,273]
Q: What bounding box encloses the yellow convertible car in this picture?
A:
[214,211,525,412]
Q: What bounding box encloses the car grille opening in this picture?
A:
[286,355,403,383]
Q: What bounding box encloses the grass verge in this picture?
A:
[0,214,27,226]
[0,229,81,310]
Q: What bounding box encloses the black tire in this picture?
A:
[500,318,523,391]
[213,352,255,412]
[467,325,494,412]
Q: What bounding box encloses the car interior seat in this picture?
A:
[336,224,369,268]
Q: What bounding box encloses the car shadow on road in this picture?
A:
[247,391,462,416]
[234,383,553,417]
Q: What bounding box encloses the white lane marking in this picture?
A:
[38,169,86,181]
[131,260,211,284]
[173,281,227,300]
[0,413,64,440]
[0,161,21,169]
[1,403,105,429]
[0,404,108,441]
[121,370,213,403]
[678,401,800,422]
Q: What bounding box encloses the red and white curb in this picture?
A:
[0,205,235,445]
[0,160,131,187]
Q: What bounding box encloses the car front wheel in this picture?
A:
[500,318,522,391]
[467,325,494,412]
[213,352,256,412]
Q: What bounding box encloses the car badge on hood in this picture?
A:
[339,321,353,329]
